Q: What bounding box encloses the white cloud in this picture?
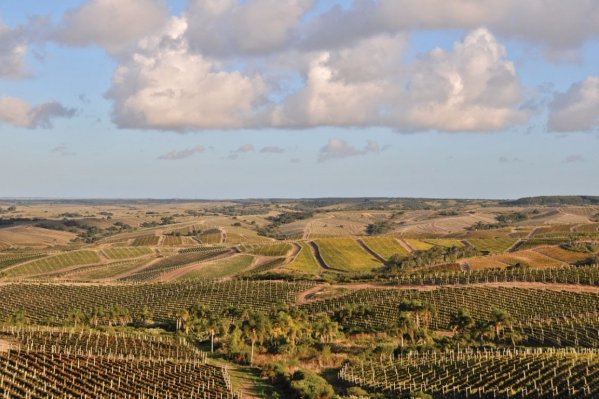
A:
[548,76,599,132]
[318,138,380,162]
[106,17,267,131]
[186,0,314,57]
[394,28,526,132]
[54,0,170,54]
[0,96,76,129]
[0,18,27,79]
[302,1,599,54]
[274,29,526,131]
[158,145,206,160]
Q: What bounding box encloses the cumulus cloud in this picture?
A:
[158,145,206,160]
[394,28,526,132]
[318,138,379,162]
[548,76,599,132]
[0,96,76,129]
[301,0,599,54]
[274,29,526,131]
[185,0,314,57]
[0,18,28,79]
[106,17,267,131]
[54,0,170,54]
[260,146,285,153]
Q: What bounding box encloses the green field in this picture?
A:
[287,242,322,274]
[68,260,147,280]
[422,238,464,248]
[404,239,434,251]
[103,246,152,260]
[240,242,292,257]
[177,255,254,280]
[4,250,100,277]
[315,238,382,272]
[131,235,160,246]
[361,236,409,259]
[467,237,518,253]
[197,229,222,244]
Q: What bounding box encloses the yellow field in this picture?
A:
[361,236,409,259]
[315,238,382,272]
[103,246,153,260]
[287,242,322,274]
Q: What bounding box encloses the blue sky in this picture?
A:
[0,0,598,199]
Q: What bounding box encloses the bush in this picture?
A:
[289,369,334,399]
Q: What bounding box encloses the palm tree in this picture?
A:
[489,308,512,343]
[241,311,271,365]
[177,309,191,333]
[449,308,474,335]
[395,312,415,347]
[68,309,86,328]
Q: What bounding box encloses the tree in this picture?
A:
[241,310,271,365]
[449,308,474,336]
[489,308,512,343]
[394,312,415,347]
[68,309,86,328]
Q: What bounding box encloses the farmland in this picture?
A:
[0,198,598,398]
[314,237,382,271]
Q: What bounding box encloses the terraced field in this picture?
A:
[177,255,255,280]
[239,242,292,256]
[403,238,434,251]
[422,238,464,248]
[467,237,518,253]
[287,242,322,274]
[3,250,100,277]
[315,238,382,272]
[103,246,153,259]
[197,229,222,244]
[361,236,409,259]
[131,235,160,246]
[161,235,183,246]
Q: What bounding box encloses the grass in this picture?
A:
[4,250,100,277]
[361,236,409,259]
[287,242,322,274]
[315,238,382,272]
[103,246,152,260]
[177,255,254,280]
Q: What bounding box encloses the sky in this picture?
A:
[0,0,598,199]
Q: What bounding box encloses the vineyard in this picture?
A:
[0,328,238,399]
[102,246,153,259]
[340,348,598,398]
[2,250,100,278]
[301,286,599,331]
[0,280,315,324]
[287,242,322,274]
[361,236,410,259]
[131,235,160,246]
[315,238,382,272]
[1,199,599,397]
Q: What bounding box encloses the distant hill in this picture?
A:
[504,196,599,206]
